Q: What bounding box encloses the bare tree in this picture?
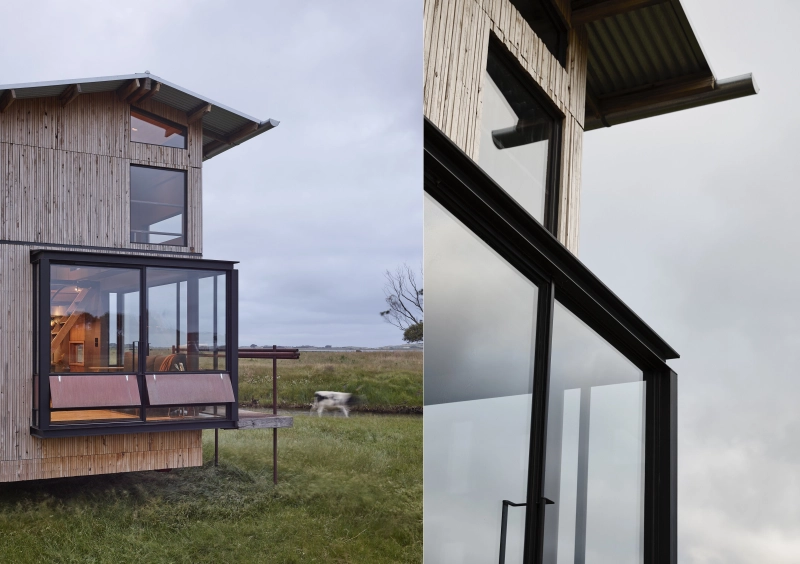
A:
[380,264,423,341]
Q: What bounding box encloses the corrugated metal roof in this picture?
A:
[0,73,278,160]
[586,1,708,97]
[582,0,757,130]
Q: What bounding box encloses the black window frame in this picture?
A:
[482,35,564,235]
[130,163,188,247]
[30,250,240,438]
[130,107,188,150]
[425,118,677,564]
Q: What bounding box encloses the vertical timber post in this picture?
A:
[273,344,278,484]
[214,428,219,467]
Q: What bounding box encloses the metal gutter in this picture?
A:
[586,73,758,130]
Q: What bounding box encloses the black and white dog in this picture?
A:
[311,391,359,417]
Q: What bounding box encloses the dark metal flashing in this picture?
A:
[424,118,678,365]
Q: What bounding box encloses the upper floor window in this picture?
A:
[478,43,561,230]
[130,108,187,149]
[510,0,568,66]
[130,165,187,246]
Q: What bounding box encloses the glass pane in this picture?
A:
[424,194,537,564]
[50,408,140,425]
[130,166,186,246]
[131,109,186,149]
[146,406,226,421]
[543,301,645,564]
[478,49,552,224]
[146,268,227,371]
[50,265,140,373]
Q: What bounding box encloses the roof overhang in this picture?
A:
[0,73,279,160]
[574,0,758,130]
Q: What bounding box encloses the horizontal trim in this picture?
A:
[31,419,237,439]
[30,249,237,269]
[0,239,201,257]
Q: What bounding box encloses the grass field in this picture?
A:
[0,414,422,563]
[238,351,423,413]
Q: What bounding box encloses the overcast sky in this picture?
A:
[579,1,800,561]
[0,0,421,348]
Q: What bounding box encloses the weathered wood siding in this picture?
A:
[0,92,205,482]
[0,92,203,253]
[424,0,588,253]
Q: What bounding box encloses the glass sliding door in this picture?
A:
[424,194,539,564]
[542,301,646,564]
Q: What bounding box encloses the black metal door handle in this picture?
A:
[499,500,527,564]
[498,498,554,564]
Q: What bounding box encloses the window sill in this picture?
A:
[31,419,237,439]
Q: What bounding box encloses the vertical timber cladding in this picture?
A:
[0,92,203,253]
[0,92,205,482]
[424,0,588,253]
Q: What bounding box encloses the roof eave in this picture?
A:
[202,119,280,161]
[585,73,758,131]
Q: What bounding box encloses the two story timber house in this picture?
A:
[0,74,277,482]
[423,1,757,563]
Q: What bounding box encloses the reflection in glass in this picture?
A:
[543,301,645,564]
[130,165,186,246]
[424,194,537,564]
[130,109,187,149]
[478,49,552,223]
[146,268,227,371]
[146,405,225,421]
[50,265,140,374]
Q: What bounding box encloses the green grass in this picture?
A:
[238,351,423,412]
[0,414,422,563]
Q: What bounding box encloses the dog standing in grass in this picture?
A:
[311,391,359,417]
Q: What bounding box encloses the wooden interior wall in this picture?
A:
[0,92,206,482]
[0,92,203,253]
[423,0,587,254]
